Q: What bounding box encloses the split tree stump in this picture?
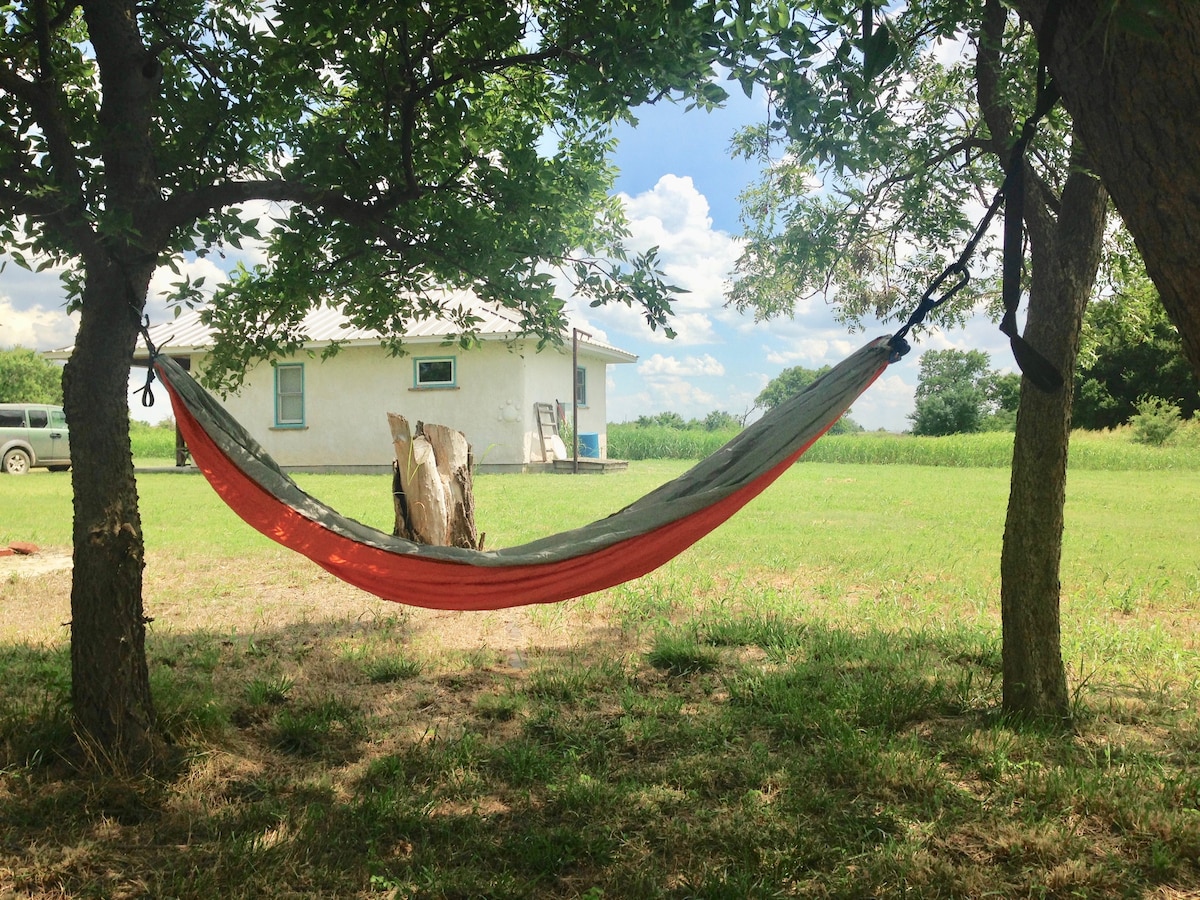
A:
[388,414,482,550]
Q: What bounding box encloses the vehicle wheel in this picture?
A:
[2,448,32,475]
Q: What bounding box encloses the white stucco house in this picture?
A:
[131,294,637,473]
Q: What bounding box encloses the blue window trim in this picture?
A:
[413,355,457,389]
[274,362,305,428]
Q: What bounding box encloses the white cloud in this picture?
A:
[582,174,744,346]
[0,296,76,351]
[765,339,834,367]
[642,377,718,412]
[762,334,863,370]
[845,372,916,433]
[638,353,726,377]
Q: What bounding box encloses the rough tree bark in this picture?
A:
[389,415,482,550]
[1000,142,1108,721]
[1010,0,1200,377]
[62,263,160,766]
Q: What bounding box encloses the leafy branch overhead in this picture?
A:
[0,1,742,382]
[723,0,1075,331]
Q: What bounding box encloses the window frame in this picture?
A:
[274,363,306,428]
[413,356,457,389]
[575,365,588,408]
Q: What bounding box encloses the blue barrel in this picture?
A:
[578,432,600,458]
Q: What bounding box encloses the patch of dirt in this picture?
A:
[0,546,73,578]
[0,545,628,662]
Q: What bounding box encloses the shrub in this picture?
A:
[1130,395,1182,446]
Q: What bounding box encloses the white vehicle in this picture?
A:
[0,403,71,474]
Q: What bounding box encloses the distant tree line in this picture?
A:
[909,350,1020,436]
[632,409,743,432]
[1074,272,1200,429]
[910,278,1199,439]
[623,366,865,436]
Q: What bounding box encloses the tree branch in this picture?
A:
[1,4,90,222]
[975,0,1016,159]
[977,0,1064,228]
[160,178,426,239]
[818,132,992,289]
[3,0,81,54]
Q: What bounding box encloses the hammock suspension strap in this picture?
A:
[136,316,164,408]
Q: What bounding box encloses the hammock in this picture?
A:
[153,336,894,611]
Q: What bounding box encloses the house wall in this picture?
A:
[192,340,615,470]
[518,345,611,460]
[573,355,610,458]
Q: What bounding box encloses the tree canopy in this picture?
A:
[756,364,832,410]
[725,0,1062,332]
[1075,269,1200,429]
[0,346,64,404]
[1,1,746,385]
[910,348,1018,436]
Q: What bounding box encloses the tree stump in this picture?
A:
[389,414,482,550]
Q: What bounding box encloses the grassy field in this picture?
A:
[1,451,1198,898]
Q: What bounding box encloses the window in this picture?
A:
[575,365,588,407]
[414,356,456,389]
[28,409,48,428]
[275,363,305,427]
[0,409,24,427]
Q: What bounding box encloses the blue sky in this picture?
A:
[0,89,1014,432]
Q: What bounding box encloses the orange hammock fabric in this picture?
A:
[154,337,893,611]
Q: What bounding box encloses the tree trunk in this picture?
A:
[1010,0,1200,378]
[62,263,161,768]
[1000,144,1107,722]
[389,415,481,550]
[55,1,166,769]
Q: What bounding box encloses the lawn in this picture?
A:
[1,455,1198,898]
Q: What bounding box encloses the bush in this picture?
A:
[1130,396,1182,446]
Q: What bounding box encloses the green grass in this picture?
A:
[610,420,1200,469]
[1,452,1199,897]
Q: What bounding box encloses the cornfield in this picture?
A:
[608,422,1200,470]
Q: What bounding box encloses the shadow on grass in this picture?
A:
[1,611,1198,898]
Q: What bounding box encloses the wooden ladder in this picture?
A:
[534,402,559,461]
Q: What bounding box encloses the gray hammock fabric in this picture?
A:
[154,336,895,609]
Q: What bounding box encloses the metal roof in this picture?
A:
[99,290,635,364]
